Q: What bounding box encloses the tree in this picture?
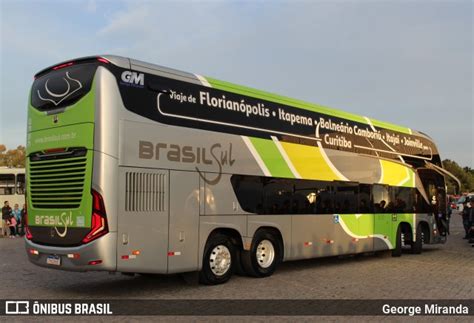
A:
[443,159,474,194]
[0,145,26,168]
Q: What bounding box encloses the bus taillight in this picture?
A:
[25,227,33,240]
[82,190,109,244]
[97,57,109,64]
[24,204,33,240]
[52,62,73,70]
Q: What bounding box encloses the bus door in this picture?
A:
[418,169,449,237]
[373,184,394,250]
[117,167,169,273]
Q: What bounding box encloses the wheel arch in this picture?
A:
[207,227,244,250]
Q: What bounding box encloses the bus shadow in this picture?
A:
[52,272,197,297]
[275,252,382,274]
[53,247,442,297]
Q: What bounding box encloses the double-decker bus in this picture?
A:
[25,55,458,284]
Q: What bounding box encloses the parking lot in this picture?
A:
[0,212,472,319]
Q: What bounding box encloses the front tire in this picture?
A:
[242,230,282,278]
[199,234,236,285]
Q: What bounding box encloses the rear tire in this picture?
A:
[199,234,236,285]
[392,225,402,257]
[241,230,282,278]
[411,224,423,254]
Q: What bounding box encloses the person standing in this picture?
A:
[7,215,17,238]
[12,204,21,237]
[466,200,474,244]
[461,199,471,239]
[2,201,12,238]
[446,196,452,235]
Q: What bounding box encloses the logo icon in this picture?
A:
[5,301,29,315]
[121,71,144,87]
[37,72,83,106]
[54,211,74,238]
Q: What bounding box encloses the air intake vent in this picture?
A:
[125,172,166,212]
[29,153,87,209]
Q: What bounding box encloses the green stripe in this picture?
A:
[205,76,411,135]
[249,137,294,178]
[369,118,411,135]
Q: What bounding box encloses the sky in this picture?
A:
[0,0,472,167]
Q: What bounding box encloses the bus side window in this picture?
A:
[392,187,415,213]
[262,178,293,214]
[293,179,333,214]
[0,174,15,195]
[16,174,25,195]
[359,184,373,213]
[333,182,358,214]
[230,175,263,214]
[414,189,430,213]
[373,185,391,213]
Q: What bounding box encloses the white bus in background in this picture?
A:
[1,167,25,236]
[0,167,26,207]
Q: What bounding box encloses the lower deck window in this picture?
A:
[231,175,432,215]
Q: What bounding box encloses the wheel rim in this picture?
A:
[209,245,231,276]
[256,239,275,269]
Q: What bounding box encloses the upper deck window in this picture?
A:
[31,63,98,111]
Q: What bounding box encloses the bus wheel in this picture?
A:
[199,234,236,285]
[392,225,402,257]
[242,230,282,278]
[411,224,423,254]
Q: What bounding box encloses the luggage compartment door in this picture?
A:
[167,170,200,273]
[117,167,169,273]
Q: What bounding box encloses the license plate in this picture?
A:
[46,255,61,266]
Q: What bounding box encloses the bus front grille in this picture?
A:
[29,150,87,209]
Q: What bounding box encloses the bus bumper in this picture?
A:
[24,232,117,272]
